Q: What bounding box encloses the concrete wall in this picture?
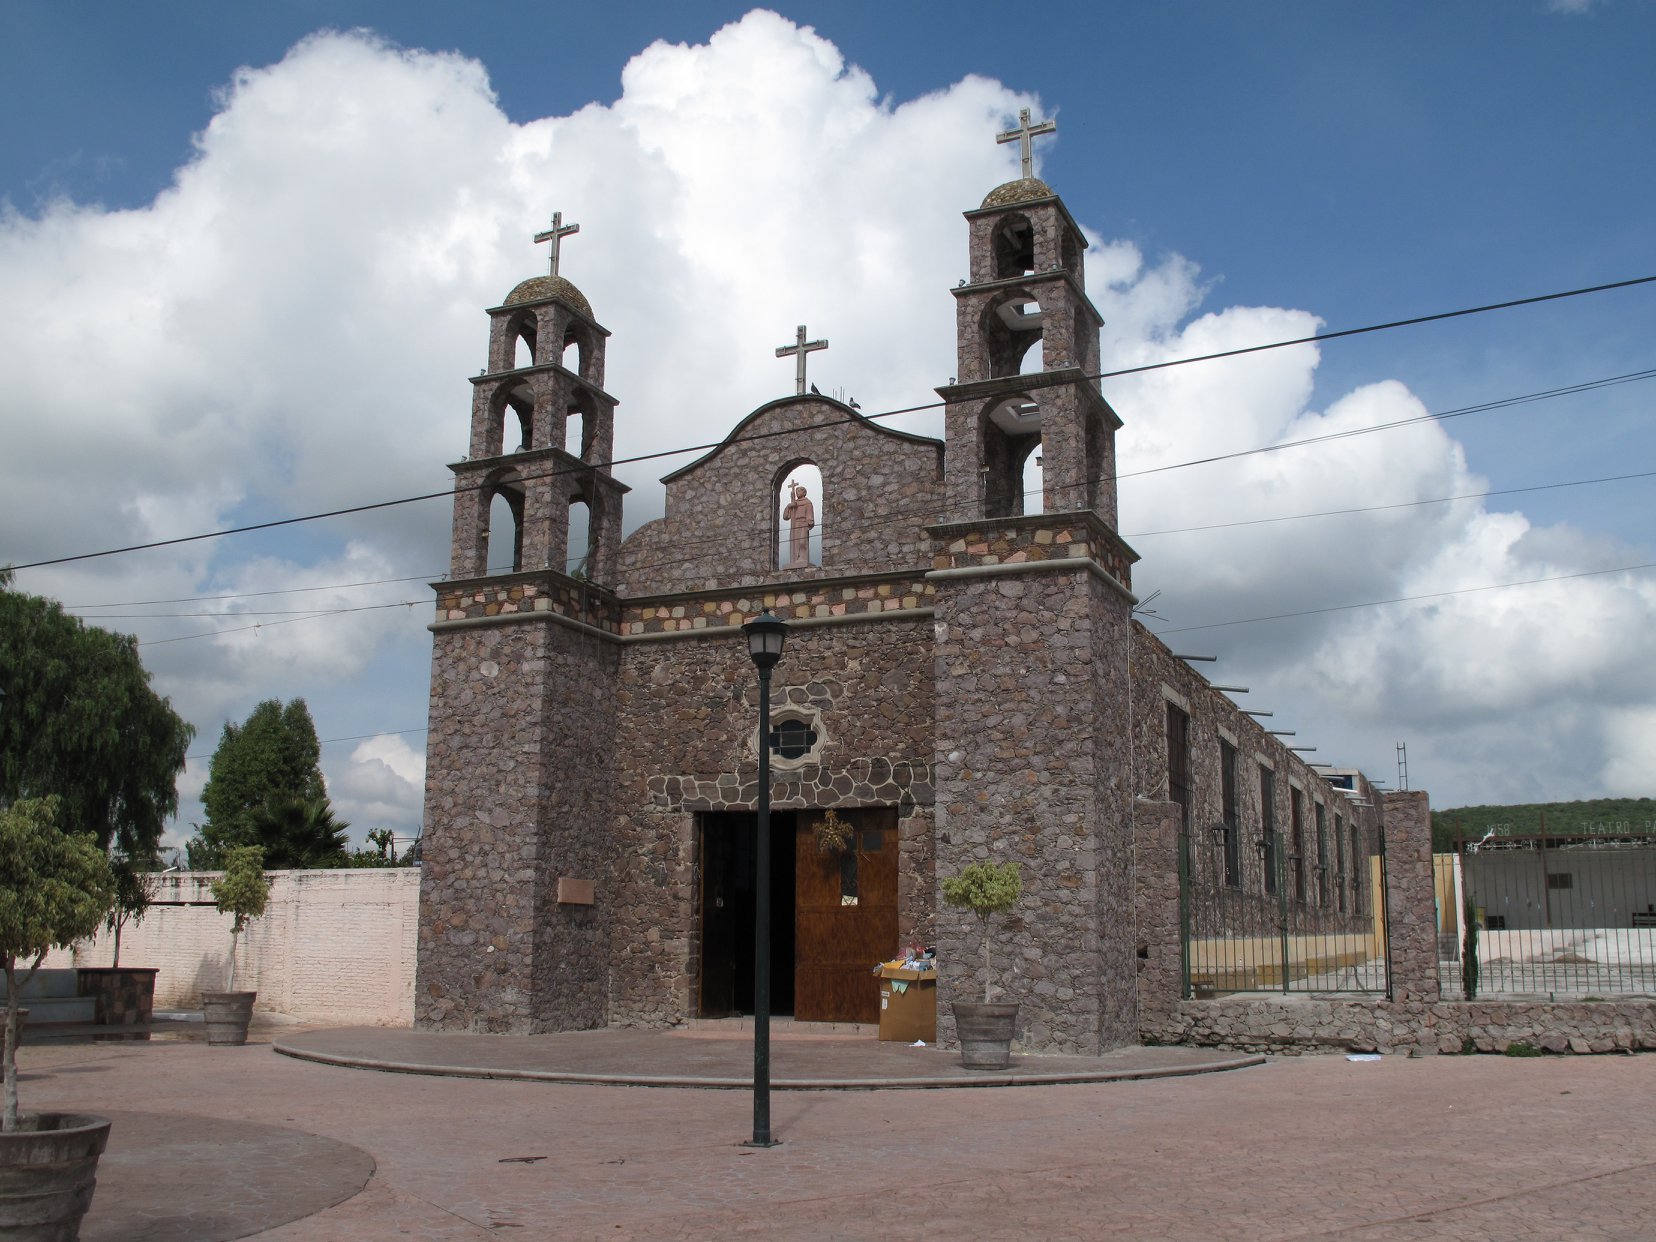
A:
[47,868,420,1026]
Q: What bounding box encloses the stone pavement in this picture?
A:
[16,1020,1656,1240]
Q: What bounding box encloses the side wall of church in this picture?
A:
[1129,625,1385,933]
[417,602,619,1033]
[608,618,937,1025]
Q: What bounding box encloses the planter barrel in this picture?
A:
[0,1112,111,1242]
[953,1001,1019,1069]
[201,992,257,1046]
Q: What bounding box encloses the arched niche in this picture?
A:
[567,495,593,577]
[484,474,525,574]
[982,291,1045,379]
[565,392,596,459]
[980,396,1042,518]
[775,460,823,570]
[992,213,1035,279]
[561,321,595,382]
[491,381,534,455]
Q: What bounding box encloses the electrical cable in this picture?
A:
[9,274,1653,572]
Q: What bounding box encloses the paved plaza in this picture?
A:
[17,1019,1656,1240]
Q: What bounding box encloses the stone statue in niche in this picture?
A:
[782,481,816,568]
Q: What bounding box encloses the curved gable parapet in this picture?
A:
[660,394,941,485]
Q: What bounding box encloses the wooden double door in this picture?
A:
[698,807,898,1024]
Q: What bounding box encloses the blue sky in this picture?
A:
[2,1,1653,843]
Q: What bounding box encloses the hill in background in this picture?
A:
[1430,798,1656,852]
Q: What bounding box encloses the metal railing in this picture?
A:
[1441,832,1656,1000]
[1180,822,1390,998]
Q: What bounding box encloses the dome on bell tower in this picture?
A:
[980,177,1055,210]
[504,274,593,320]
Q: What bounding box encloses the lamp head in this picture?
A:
[743,612,788,671]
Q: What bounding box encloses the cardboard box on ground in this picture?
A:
[877,964,936,1043]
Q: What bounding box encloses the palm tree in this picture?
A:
[245,797,351,869]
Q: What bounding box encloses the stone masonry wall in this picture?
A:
[1129,625,1384,935]
[1166,997,1656,1057]
[614,395,943,596]
[1132,798,1184,1039]
[930,541,1136,1056]
[609,617,936,1026]
[417,606,618,1033]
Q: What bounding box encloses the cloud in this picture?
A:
[1,11,1650,838]
[328,734,427,843]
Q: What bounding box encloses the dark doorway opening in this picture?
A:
[698,810,797,1017]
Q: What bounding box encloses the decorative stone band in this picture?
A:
[433,571,621,630]
[430,570,941,643]
[648,756,935,813]
[925,514,1137,601]
[621,572,938,639]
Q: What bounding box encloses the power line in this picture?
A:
[1151,562,1656,635]
[10,273,1653,572]
[67,364,1654,616]
[1123,468,1656,539]
[183,725,428,763]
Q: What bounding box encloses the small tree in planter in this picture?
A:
[0,797,117,1237]
[203,846,269,1046]
[940,861,1023,1069]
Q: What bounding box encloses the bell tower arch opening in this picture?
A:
[483,473,525,573]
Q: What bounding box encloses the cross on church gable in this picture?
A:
[996,107,1057,180]
[774,324,829,396]
[533,211,580,277]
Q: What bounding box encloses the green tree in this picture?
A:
[940,861,1023,1003]
[193,698,326,865]
[0,570,194,861]
[246,796,350,869]
[1,797,115,1129]
[210,845,270,992]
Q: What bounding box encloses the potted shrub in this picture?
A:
[202,846,269,1046]
[940,860,1023,1069]
[0,796,117,1238]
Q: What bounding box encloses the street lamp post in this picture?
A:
[741,611,787,1149]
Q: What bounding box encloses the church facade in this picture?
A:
[413,124,1390,1055]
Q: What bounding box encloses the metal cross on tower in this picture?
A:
[533,211,580,277]
[996,107,1057,180]
[774,325,828,395]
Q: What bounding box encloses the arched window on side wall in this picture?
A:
[776,462,823,569]
[513,330,535,371]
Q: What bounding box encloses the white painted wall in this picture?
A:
[45,868,420,1026]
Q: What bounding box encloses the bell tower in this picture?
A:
[937,109,1121,528]
[928,113,1142,1055]
[416,213,625,1034]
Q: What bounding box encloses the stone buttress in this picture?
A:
[929,175,1143,1054]
[415,267,627,1033]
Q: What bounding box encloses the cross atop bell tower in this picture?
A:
[935,111,1127,536]
[534,211,580,277]
[995,107,1056,180]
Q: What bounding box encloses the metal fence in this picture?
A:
[1441,831,1656,1000]
[1180,821,1390,998]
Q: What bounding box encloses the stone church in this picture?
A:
[414,115,1389,1055]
